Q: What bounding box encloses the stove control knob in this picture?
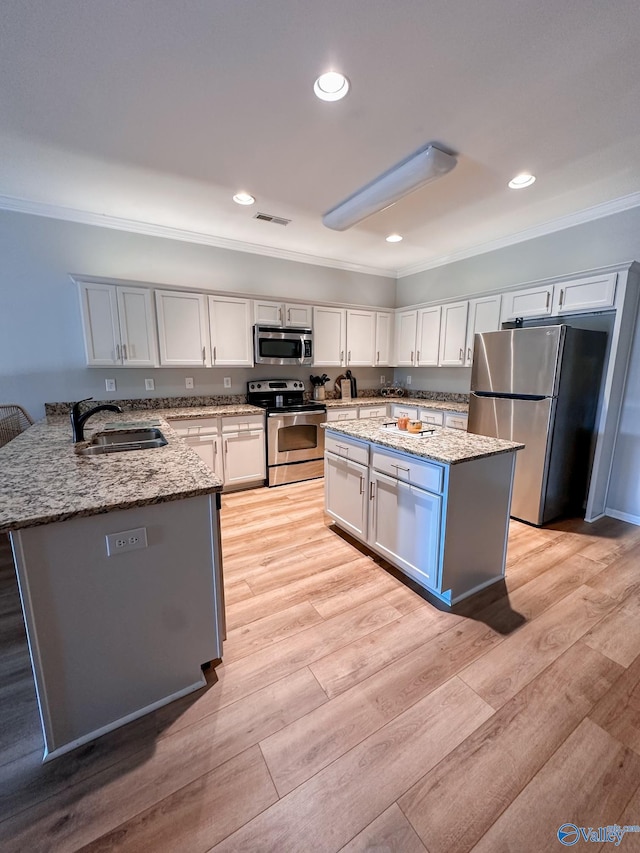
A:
[257,383,262,388]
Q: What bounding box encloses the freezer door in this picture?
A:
[471,326,565,397]
[468,393,554,525]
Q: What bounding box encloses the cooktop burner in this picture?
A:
[246,379,326,414]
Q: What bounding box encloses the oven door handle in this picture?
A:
[267,410,326,417]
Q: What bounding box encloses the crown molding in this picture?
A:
[0,194,393,279]
[396,191,640,278]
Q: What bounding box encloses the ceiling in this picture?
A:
[2,0,640,277]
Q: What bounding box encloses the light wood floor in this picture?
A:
[2,480,640,852]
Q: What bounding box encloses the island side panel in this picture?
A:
[10,494,221,759]
[440,451,517,602]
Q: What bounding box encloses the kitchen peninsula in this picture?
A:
[324,419,524,605]
[0,415,224,761]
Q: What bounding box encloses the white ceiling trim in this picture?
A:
[0,194,392,278]
[396,191,640,278]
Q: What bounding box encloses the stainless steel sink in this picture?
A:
[77,428,167,455]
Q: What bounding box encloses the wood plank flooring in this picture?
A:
[1,479,640,851]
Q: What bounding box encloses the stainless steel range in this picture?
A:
[247,379,326,487]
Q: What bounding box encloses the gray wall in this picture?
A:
[0,210,395,418]
[397,206,640,307]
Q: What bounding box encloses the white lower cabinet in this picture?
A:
[326,408,359,422]
[324,452,369,539]
[368,471,441,588]
[444,413,468,430]
[171,415,265,490]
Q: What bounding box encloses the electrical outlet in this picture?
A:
[185,377,194,389]
[106,527,148,556]
[223,377,232,388]
[144,378,155,391]
[380,374,386,384]
[105,379,116,392]
[406,375,412,385]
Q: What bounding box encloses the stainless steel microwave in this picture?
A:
[254,325,313,365]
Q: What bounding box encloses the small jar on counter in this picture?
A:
[407,420,423,434]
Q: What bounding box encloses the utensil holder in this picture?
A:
[313,386,326,401]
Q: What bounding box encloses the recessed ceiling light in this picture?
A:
[233,192,255,205]
[314,71,350,102]
[386,234,403,243]
[508,173,536,189]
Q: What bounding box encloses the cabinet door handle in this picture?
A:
[559,288,564,307]
[340,350,344,364]
[213,346,217,363]
[391,463,411,473]
[116,344,121,361]
[348,351,351,363]
[377,350,380,363]
[224,439,228,454]
[123,344,128,361]
[546,291,550,309]
[214,440,217,454]
[287,308,291,323]
[359,475,365,495]
[467,347,471,362]
[369,482,375,501]
[411,350,415,364]
[279,307,283,324]
[459,347,463,361]
[202,347,206,365]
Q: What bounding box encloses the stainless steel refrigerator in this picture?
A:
[468,325,606,526]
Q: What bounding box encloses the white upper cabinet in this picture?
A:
[394,310,418,366]
[375,312,393,366]
[254,300,312,327]
[500,284,554,323]
[78,282,158,367]
[438,301,468,366]
[416,306,441,366]
[313,306,346,366]
[346,310,376,366]
[155,290,210,367]
[465,295,502,366]
[552,273,617,315]
[208,296,253,366]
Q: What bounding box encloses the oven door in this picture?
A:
[267,411,325,466]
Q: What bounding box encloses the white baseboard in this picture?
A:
[605,508,640,527]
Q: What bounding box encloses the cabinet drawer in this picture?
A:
[168,416,219,435]
[372,447,443,494]
[390,405,418,420]
[326,408,359,421]
[221,414,264,433]
[359,405,387,418]
[418,409,444,426]
[325,433,369,465]
[444,413,468,431]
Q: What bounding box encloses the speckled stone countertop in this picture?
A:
[325,398,469,413]
[0,415,223,533]
[157,404,264,420]
[322,418,523,465]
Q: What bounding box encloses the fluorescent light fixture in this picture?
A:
[508,173,536,189]
[314,71,349,101]
[385,234,403,243]
[233,192,255,205]
[323,145,456,231]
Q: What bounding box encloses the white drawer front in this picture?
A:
[444,414,468,430]
[418,409,444,426]
[222,414,264,433]
[372,447,443,494]
[325,433,369,465]
[326,408,359,421]
[168,416,219,435]
[359,405,387,418]
[391,405,418,420]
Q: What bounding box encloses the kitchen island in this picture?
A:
[0,415,224,760]
[323,419,524,606]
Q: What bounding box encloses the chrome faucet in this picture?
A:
[70,398,123,442]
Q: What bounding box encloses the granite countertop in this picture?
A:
[322,418,523,465]
[157,404,264,420]
[324,397,469,413]
[0,414,223,533]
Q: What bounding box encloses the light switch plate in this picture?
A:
[380,374,385,384]
[185,377,194,389]
[105,378,116,392]
[406,375,412,385]
[144,378,155,391]
[223,377,232,388]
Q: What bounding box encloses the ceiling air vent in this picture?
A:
[254,212,291,226]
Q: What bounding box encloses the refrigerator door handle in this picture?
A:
[471,391,549,402]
